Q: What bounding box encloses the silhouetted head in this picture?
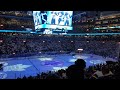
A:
[75,59,86,68]
[102,66,109,75]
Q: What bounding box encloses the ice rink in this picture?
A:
[0,54,117,79]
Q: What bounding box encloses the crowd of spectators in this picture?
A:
[0,35,74,57]
[75,40,119,59]
[0,17,34,30]
[0,11,34,31]
[0,33,119,60]
[0,11,32,18]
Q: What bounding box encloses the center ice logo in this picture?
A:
[41,61,63,66]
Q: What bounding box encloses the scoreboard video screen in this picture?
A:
[33,11,73,34]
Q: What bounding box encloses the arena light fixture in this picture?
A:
[77,49,83,51]
[23,40,26,42]
[13,53,15,55]
[0,40,3,43]
[0,24,3,26]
